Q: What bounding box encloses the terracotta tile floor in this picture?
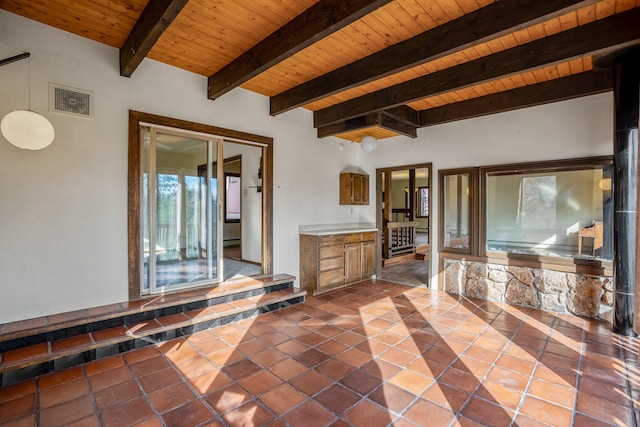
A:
[1,280,639,427]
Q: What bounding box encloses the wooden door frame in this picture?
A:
[127,110,273,299]
[375,162,432,286]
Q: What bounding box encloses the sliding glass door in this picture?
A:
[141,127,223,294]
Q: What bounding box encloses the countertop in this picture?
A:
[299,223,377,236]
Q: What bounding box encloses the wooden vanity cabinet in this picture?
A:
[340,173,369,205]
[300,231,376,295]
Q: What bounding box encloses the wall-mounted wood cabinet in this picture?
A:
[340,173,369,205]
[300,230,376,295]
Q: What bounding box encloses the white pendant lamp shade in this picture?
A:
[360,135,377,152]
[1,109,55,150]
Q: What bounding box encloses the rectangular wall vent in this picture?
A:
[49,83,94,119]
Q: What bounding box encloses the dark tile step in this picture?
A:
[0,274,296,352]
[0,288,306,386]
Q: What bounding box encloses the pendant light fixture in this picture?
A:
[360,135,377,152]
[0,51,55,150]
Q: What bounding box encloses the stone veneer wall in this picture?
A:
[443,258,613,322]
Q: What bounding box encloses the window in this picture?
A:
[439,157,613,263]
[225,173,241,222]
[417,187,429,218]
[439,168,477,253]
[484,160,612,260]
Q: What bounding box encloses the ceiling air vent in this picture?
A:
[49,83,94,119]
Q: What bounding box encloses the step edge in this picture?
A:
[0,274,296,342]
[0,288,305,373]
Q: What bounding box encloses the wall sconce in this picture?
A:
[0,52,55,150]
[360,135,377,152]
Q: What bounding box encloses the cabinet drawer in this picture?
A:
[344,231,376,243]
[345,233,361,244]
[319,245,343,259]
[319,268,344,287]
[320,257,343,271]
[319,235,345,247]
[361,232,376,242]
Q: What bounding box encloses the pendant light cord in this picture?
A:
[27,54,31,111]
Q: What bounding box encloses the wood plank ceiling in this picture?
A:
[2,0,639,143]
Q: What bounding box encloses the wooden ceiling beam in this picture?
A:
[314,7,640,128]
[379,113,417,138]
[317,109,417,139]
[418,70,613,127]
[317,114,380,138]
[271,0,598,115]
[120,0,189,77]
[207,0,392,100]
[383,106,419,127]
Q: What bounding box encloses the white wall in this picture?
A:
[0,11,361,323]
[0,10,614,323]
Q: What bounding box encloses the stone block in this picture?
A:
[537,292,566,313]
[444,261,466,294]
[488,266,509,283]
[567,276,604,318]
[487,279,506,302]
[505,279,537,307]
[467,262,488,280]
[506,266,534,286]
[466,279,488,299]
[466,278,505,302]
[534,270,569,294]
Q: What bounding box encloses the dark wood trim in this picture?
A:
[0,52,30,67]
[438,168,477,255]
[129,110,273,145]
[379,113,417,138]
[636,124,640,335]
[262,137,273,275]
[120,0,189,77]
[313,8,640,127]
[317,110,417,138]
[317,114,379,138]
[409,169,416,220]
[419,70,613,127]
[207,0,392,100]
[127,113,142,300]
[479,155,613,175]
[383,106,419,127]
[270,0,597,115]
[127,110,274,298]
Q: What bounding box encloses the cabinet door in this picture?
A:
[344,243,362,283]
[360,174,369,205]
[361,240,376,277]
[352,174,363,204]
[339,173,354,205]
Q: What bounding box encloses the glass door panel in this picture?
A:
[142,127,223,294]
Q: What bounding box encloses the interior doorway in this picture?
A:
[221,142,264,280]
[376,163,432,287]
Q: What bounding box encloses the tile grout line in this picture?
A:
[621,335,639,427]
[568,319,585,427]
